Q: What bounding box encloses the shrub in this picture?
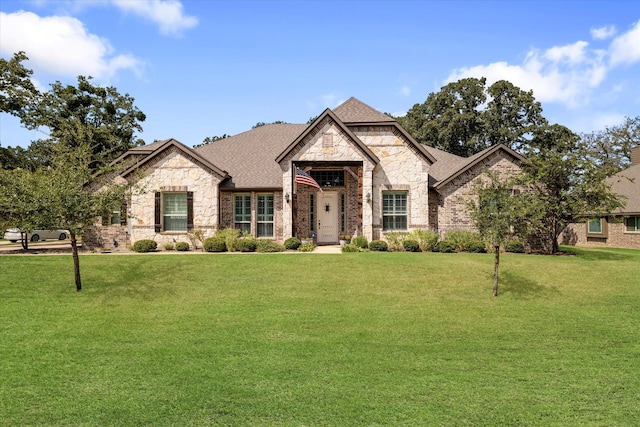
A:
[298,242,316,252]
[402,239,421,252]
[435,240,456,253]
[505,240,525,253]
[384,232,409,251]
[175,242,190,251]
[369,240,388,252]
[256,240,285,253]
[203,236,227,252]
[351,235,368,249]
[163,242,175,251]
[466,240,487,253]
[284,237,301,250]
[341,243,361,252]
[236,238,257,252]
[409,228,439,252]
[445,230,483,252]
[132,239,157,253]
[215,228,242,252]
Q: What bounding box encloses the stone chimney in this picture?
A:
[632,146,640,166]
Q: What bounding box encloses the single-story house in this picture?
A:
[87,97,524,249]
[561,145,640,249]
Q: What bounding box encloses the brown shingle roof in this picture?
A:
[195,124,307,188]
[333,97,396,123]
[607,163,640,214]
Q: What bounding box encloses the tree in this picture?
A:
[467,173,541,296]
[397,78,547,156]
[579,116,640,175]
[193,134,230,148]
[519,125,624,254]
[0,51,38,118]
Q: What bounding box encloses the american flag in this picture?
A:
[295,167,323,192]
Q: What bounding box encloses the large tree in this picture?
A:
[579,116,640,175]
[519,124,624,254]
[397,77,547,156]
[0,51,38,118]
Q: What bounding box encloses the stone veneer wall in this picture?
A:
[128,148,221,247]
[356,126,431,240]
[280,117,376,241]
[561,219,640,249]
[436,151,522,236]
[84,224,128,250]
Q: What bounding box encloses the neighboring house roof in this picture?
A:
[120,138,228,180]
[607,163,640,215]
[196,124,307,188]
[275,108,380,164]
[429,144,525,190]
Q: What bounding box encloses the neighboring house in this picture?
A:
[87,97,524,249]
[561,146,640,249]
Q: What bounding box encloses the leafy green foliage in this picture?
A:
[402,239,421,252]
[132,239,157,253]
[579,116,639,174]
[340,243,361,252]
[368,240,388,251]
[203,236,227,252]
[434,240,456,253]
[298,242,316,252]
[383,232,409,251]
[236,238,257,252]
[215,228,243,252]
[175,242,190,251]
[397,77,546,156]
[256,240,285,253]
[351,235,368,249]
[408,228,440,252]
[284,237,301,250]
[504,240,525,253]
[163,242,175,251]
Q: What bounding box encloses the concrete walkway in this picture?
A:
[313,245,342,254]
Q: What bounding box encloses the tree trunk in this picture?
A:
[493,245,500,297]
[20,232,29,251]
[70,230,82,292]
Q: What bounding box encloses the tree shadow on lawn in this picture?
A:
[498,270,561,300]
[559,246,637,261]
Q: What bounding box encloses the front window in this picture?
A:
[163,193,187,231]
[310,170,344,187]
[626,216,640,232]
[257,194,274,238]
[234,194,251,233]
[383,192,407,230]
[588,218,602,234]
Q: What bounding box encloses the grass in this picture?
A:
[1,247,639,426]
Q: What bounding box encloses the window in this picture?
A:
[626,216,640,232]
[163,193,188,231]
[340,193,346,233]
[310,170,344,187]
[588,218,602,234]
[234,194,251,233]
[383,192,407,230]
[257,194,274,238]
[309,193,315,232]
[110,211,122,225]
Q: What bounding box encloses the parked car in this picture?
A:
[4,228,69,242]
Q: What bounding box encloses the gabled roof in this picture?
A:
[333,97,396,124]
[275,108,379,164]
[430,144,526,190]
[120,138,228,180]
[196,124,308,188]
[607,163,640,214]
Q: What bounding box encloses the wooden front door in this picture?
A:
[317,192,338,244]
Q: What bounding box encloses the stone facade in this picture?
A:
[128,147,222,246]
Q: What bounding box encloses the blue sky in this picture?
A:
[1,0,639,149]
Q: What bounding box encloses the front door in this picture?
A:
[317,192,338,244]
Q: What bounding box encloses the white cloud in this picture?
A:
[0,11,143,82]
[591,25,617,40]
[111,0,197,36]
[609,20,640,66]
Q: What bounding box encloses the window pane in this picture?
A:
[257,194,274,237]
[164,193,187,231]
[627,216,640,232]
[382,192,407,231]
[588,218,602,233]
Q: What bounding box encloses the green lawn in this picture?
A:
[1,248,639,426]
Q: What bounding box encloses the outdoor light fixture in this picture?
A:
[285,193,290,203]
[366,192,371,203]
